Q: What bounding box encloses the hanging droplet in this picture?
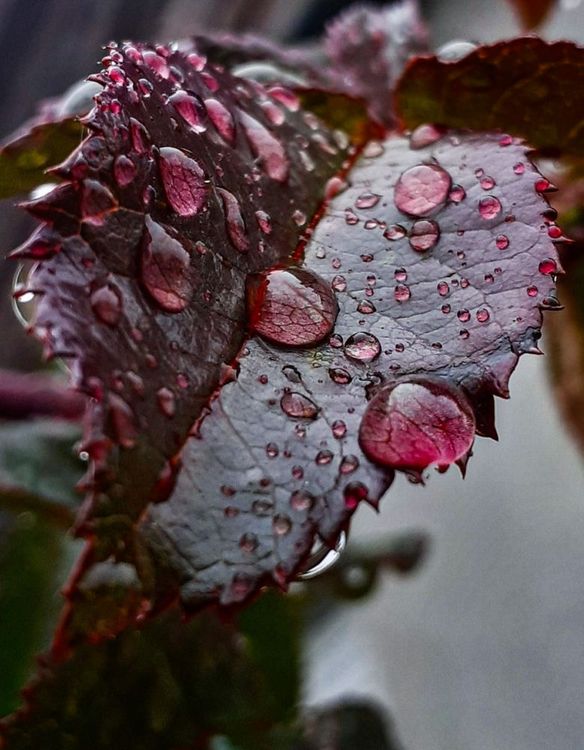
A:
[281,391,319,419]
[158,147,207,217]
[141,216,192,313]
[496,234,509,250]
[344,332,381,363]
[247,267,338,347]
[394,164,451,217]
[409,219,440,252]
[359,377,476,471]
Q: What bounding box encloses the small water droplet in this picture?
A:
[332,420,347,439]
[255,210,272,234]
[329,367,352,384]
[357,299,376,314]
[281,391,319,419]
[478,196,502,220]
[290,490,313,511]
[143,50,170,78]
[436,39,477,61]
[292,209,306,226]
[437,281,450,297]
[479,175,496,190]
[345,209,359,225]
[476,308,490,323]
[384,224,406,241]
[266,442,279,458]
[527,285,538,297]
[141,217,192,313]
[410,123,444,149]
[113,155,137,187]
[315,449,333,465]
[273,514,292,535]
[449,184,466,203]
[441,303,451,314]
[344,332,381,363]
[355,192,381,209]
[240,533,258,553]
[247,267,338,347]
[539,258,557,275]
[217,188,249,252]
[394,164,451,217]
[331,275,347,293]
[409,219,440,252]
[90,283,123,326]
[340,455,359,474]
[159,147,207,217]
[157,386,176,418]
[252,498,273,516]
[394,284,411,302]
[459,329,470,339]
[204,98,235,144]
[168,90,206,132]
[457,308,470,322]
[513,162,525,175]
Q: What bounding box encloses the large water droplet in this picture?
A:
[394,164,451,217]
[359,378,476,471]
[238,110,289,182]
[247,267,338,347]
[344,332,381,363]
[158,147,207,217]
[90,283,123,326]
[281,391,319,419]
[141,216,192,312]
[167,90,206,133]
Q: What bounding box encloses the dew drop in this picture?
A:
[113,155,137,187]
[266,442,279,458]
[357,299,376,314]
[449,184,466,203]
[479,196,502,220]
[90,284,122,326]
[129,118,150,154]
[315,449,333,465]
[141,216,192,313]
[252,498,273,516]
[217,188,249,252]
[291,465,304,481]
[255,210,272,234]
[527,285,538,297]
[168,90,206,132]
[344,332,381,363]
[340,455,359,474]
[359,378,476,471]
[273,515,292,536]
[281,391,319,420]
[410,123,444,149]
[332,275,347,292]
[480,175,496,190]
[384,224,406,241]
[437,281,450,297]
[394,268,407,282]
[247,267,338,347]
[476,308,490,323]
[441,303,451,314]
[355,192,381,209]
[204,98,235,144]
[394,164,451,217]
[329,367,352,384]
[394,284,411,302]
[240,533,258,553]
[457,309,470,322]
[409,219,440,252]
[513,162,525,175]
[539,258,557,275]
[158,147,207,217]
[345,209,359,225]
[496,234,509,250]
[238,110,289,182]
[332,420,347,439]
[157,387,176,418]
[143,50,169,78]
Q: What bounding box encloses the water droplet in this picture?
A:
[476,308,490,323]
[357,299,376,314]
[247,267,338,347]
[158,147,207,217]
[315,449,333,465]
[290,490,313,511]
[325,176,348,200]
[329,333,343,349]
[141,216,192,313]
[255,210,272,234]
[484,273,494,284]
[355,192,381,209]
[344,332,381,363]
[478,196,502,220]
[292,209,306,226]
[340,455,359,474]
[329,367,352,385]
[238,110,289,182]
[457,309,470,322]
[436,39,477,61]
[394,284,411,302]
[204,98,235,144]
[410,123,444,149]
[266,442,279,458]
[394,164,451,217]
[281,391,319,419]
[240,533,258,553]
[409,219,440,252]
[359,378,476,471]
[252,498,273,516]
[449,184,466,203]
[266,85,300,111]
[363,141,384,158]
[535,178,555,193]
[143,50,170,78]
[441,303,451,314]
[282,365,302,383]
[155,387,175,418]
[129,118,150,154]
[539,258,557,275]
[113,155,137,187]
[168,90,206,132]
[291,465,304,480]
[527,285,538,297]
[496,234,509,250]
[384,224,406,241]
[109,394,137,448]
[273,514,292,535]
[344,482,368,510]
[187,51,207,71]
[480,176,496,190]
[90,284,122,326]
[332,275,347,292]
[331,420,347,439]
[459,329,470,339]
[437,281,449,297]
[217,188,249,252]
[345,209,359,225]
[394,268,407,282]
[513,162,525,175]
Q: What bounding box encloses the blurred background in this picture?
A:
[1,2,584,749]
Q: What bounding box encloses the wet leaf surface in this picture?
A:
[11,37,559,636]
[394,38,584,156]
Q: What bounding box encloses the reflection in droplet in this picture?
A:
[158,147,207,217]
[344,332,381,363]
[395,164,451,217]
[141,216,192,313]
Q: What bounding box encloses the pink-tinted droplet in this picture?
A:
[266,86,300,111]
[513,162,525,175]
[394,164,451,217]
[158,147,207,217]
[409,123,444,149]
[204,98,236,144]
[359,378,476,471]
[238,109,289,182]
[394,268,407,282]
[157,386,176,418]
[344,332,381,363]
[255,210,272,234]
[479,175,496,190]
[329,367,352,384]
[449,184,466,203]
[457,309,470,322]
[476,308,490,323]
[315,450,333,465]
[345,209,359,226]
[141,216,192,313]
[143,50,170,78]
[527,285,538,297]
[384,224,406,241]
[437,281,449,297]
[281,391,319,419]
[394,284,411,302]
[355,192,381,209]
[168,90,206,132]
[409,219,440,252]
[539,258,557,275]
[332,420,347,439]
[340,455,359,474]
[331,275,347,292]
[113,155,137,187]
[344,481,367,510]
[90,284,123,326]
[217,188,249,252]
[357,299,376,314]
[273,514,292,535]
[496,234,509,250]
[478,196,502,220]
[247,267,338,347]
[129,118,150,154]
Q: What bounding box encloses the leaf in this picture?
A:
[0,599,302,750]
[506,0,557,29]
[12,41,560,638]
[0,420,84,527]
[0,117,84,200]
[394,38,584,156]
